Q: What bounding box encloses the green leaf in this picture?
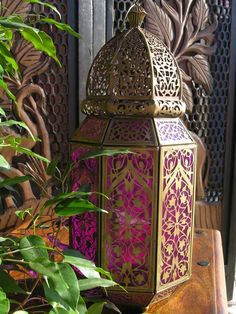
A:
[79,278,118,292]
[88,301,107,314]
[31,261,80,310]
[55,198,107,217]
[19,235,48,262]
[0,155,10,170]
[0,107,6,117]
[0,119,34,139]
[15,208,32,220]
[46,155,61,176]
[13,146,50,163]
[0,42,18,71]
[0,78,16,101]
[41,18,81,39]
[44,285,71,313]
[26,0,61,19]
[0,269,26,294]
[21,28,60,65]
[78,149,132,161]
[0,288,10,314]
[0,176,31,189]
[76,296,87,314]
[63,249,112,280]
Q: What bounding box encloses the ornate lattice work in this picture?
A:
[74,117,109,144]
[155,118,193,145]
[104,118,156,146]
[88,35,120,97]
[33,1,69,165]
[111,28,152,98]
[102,151,157,290]
[71,146,99,263]
[158,148,195,288]
[184,0,231,202]
[114,1,231,202]
[143,30,181,98]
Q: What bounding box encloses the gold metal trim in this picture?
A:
[100,147,158,294]
[156,143,197,293]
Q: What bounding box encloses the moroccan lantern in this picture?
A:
[70,4,196,307]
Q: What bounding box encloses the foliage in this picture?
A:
[0,1,124,313]
[144,0,217,111]
[0,150,125,314]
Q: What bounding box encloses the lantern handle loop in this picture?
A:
[120,0,145,31]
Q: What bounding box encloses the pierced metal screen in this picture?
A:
[33,1,69,165]
[114,0,231,202]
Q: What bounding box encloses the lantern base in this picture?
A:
[106,286,177,312]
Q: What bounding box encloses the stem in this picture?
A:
[3,258,29,265]
[15,277,41,311]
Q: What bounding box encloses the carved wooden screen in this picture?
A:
[0,1,78,230]
[33,1,73,164]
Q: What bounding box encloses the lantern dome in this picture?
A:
[82,5,186,117]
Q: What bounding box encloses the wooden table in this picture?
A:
[145,229,227,314]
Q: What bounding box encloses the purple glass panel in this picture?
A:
[71,146,99,262]
[102,151,155,289]
[155,118,192,145]
[159,148,195,286]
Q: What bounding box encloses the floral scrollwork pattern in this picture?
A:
[71,146,99,263]
[102,151,156,289]
[159,148,195,287]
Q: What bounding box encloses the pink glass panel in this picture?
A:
[71,146,98,263]
[102,151,155,289]
[159,148,195,286]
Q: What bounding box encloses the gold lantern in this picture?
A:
[71,4,196,307]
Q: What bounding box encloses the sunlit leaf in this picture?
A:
[55,199,107,217]
[0,288,10,314]
[19,235,48,262]
[0,176,31,189]
[41,18,81,39]
[0,155,10,170]
[20,28,60,64]
[26,0,61,19]
[79,278,118,291]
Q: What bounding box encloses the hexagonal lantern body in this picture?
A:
[70,5,196,307]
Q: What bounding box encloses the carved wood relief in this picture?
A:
[0,1,52,231]
[143,0,222,229]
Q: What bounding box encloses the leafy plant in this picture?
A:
[0,150,126,314]
[0,1,125,313]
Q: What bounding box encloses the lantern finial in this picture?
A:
[128,3,147,28]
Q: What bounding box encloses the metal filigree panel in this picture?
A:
[72,117,109,144]
[104,118,156,146]
[155,118,193,146]
[111,28,152,98]
[157,146,196,290]
[101,150,158,292]
[71,146,99,263]
[143,30,181,98]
